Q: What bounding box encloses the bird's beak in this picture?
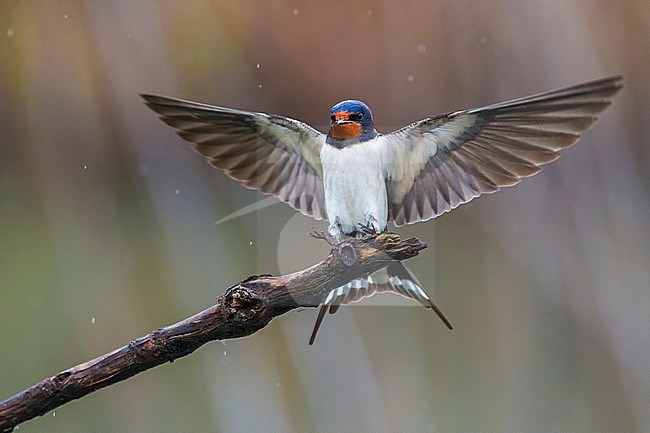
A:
[331,111,355,128]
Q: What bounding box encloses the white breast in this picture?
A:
[320,138,390,236]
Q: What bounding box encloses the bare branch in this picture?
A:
[0,234,426,431]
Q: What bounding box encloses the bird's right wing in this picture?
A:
[142,94,328,220]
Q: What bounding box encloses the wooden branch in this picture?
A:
[0,234,426,431]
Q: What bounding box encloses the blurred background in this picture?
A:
[1,1,648,432]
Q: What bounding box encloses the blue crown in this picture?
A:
[330,100,374,122]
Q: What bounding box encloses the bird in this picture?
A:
[142,75,623,344]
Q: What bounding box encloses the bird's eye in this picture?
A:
[350,112,364,121]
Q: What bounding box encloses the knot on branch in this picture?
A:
[55,371,72,382]
[338,243,357,267]
[223,285,263,323]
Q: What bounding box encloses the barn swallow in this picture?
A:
[142,75,623,344]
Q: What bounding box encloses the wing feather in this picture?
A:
[142,94,328,220]
[385,76,623,225]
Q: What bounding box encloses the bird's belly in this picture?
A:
[321,145,388,235]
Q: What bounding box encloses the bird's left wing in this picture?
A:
[142,95,328,220]
[383,76,623,226]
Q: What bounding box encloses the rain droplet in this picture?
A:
[256,63,260,69]
[417,43,427,54]
[91,317,96,324]
[175,189,180,195]
[83,164,88,170]
[258,84,263,89]
[275,382,280,388]
[249,241,253,246]
[52,412,56,417]
[293,8,299,15]
[408,75,415,82]
[223,351,227,356]
[64,13,69,19]
[367,10,373,16]
[7,29,14,37]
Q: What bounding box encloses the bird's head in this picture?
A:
[326,100,378,147]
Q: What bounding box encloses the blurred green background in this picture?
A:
[1,1,648,432]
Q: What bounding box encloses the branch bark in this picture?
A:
[0,234,426,431]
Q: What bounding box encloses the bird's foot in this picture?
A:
[308,227,334,246]
[358,221,379,237]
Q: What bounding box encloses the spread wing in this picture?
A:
[384,76,623,226]
[142,95,328,220]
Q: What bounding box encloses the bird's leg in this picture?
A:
[359,214,392,241]
[358,221,378,237]
[358,216,400,243]
[308,226,334,246]
[360,214,382,235]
